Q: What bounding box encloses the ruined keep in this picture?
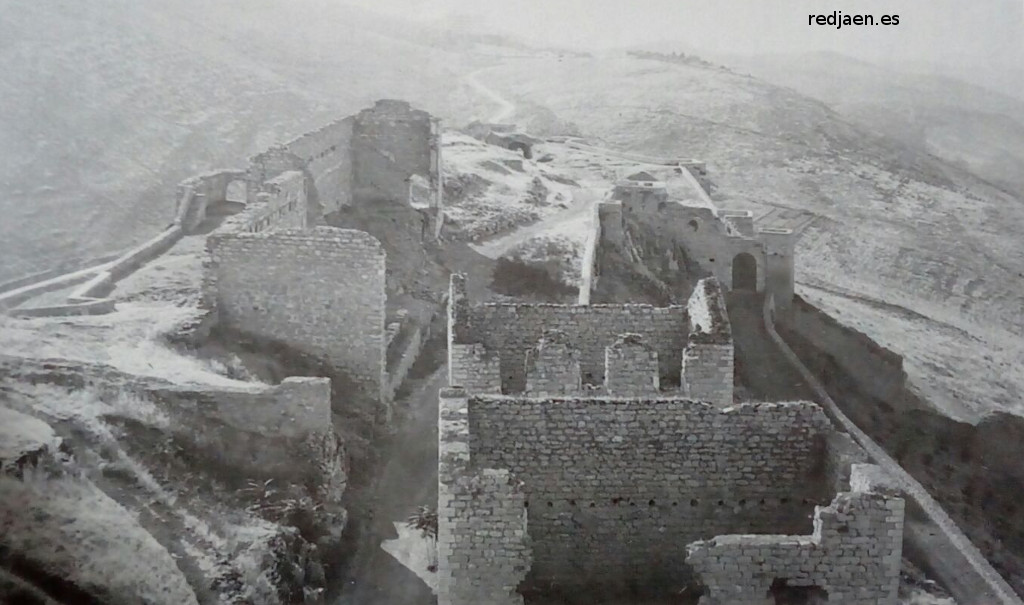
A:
[351,99,443,209]
[438,269,905,604]
[185,100,444,412]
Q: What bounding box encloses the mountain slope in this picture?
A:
[0,0,479,281]
[720,51,1024,196]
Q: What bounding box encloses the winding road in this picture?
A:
[464,68,516,123]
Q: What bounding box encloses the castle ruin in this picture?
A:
[437,168,907,604]
[184,99,443,415]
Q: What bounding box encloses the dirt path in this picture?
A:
[726,291,816,402]
[469,187,603,259]
[464,68,515,123]
[334,367,445,605]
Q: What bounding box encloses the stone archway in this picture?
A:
[732,252,758,290]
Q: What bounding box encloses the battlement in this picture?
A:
[448,273,734,401]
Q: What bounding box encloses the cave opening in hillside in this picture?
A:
[732,252,757,290]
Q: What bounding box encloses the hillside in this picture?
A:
[0,0,488,282]
[720,51,1024,196]
[3,3,1024,601]
[472,54,1024,422]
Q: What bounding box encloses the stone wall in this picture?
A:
[687,464,905,605]
[204,227,386,400]
[777,296,918,409]
[219,170,308,234]
[604,334,659,396]
[467,395,833,592]
[577,203,602,304]
[620,199,766,291]
[156,377,332,441]
[764,294,1022,604]
[175,169,248,233]
[524,331,582,396]
[351,99,438,207]
[281,117,355,215]
[438,388,530,605]
[760,228,798,308]
[450,276,688,392]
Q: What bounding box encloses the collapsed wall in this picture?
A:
[687,464,905,605]
[204,227,387,401]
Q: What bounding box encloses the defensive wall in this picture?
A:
[4,100,445,422]
[447,273,734,401]
[597,173,801,308]
[180,99,443,234]
[0,357,345,509]
[763,295,1023,604]
[203,227,387,402]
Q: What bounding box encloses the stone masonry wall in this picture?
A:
[218,170,308,235]
[204,227,386,400]
[449,272,688,393]
[438,388,530,605]
[524,331,582,396]
[282,117,355,215]
[683,278,734,406]
[687,466,904,605]
[621,199,766,291]
[351,99,436,206]
[449,344,502,394]
[604,334,659,396]
[468,396,833,591]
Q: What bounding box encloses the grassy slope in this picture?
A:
[479,55,1024,420]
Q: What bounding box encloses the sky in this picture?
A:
[351,0,1023,94]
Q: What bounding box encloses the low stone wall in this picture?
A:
[8,224,184,317]
[763,295,1022,605]
[152,377,332,441]
[0,252,122,295]
[383,320,427,402]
